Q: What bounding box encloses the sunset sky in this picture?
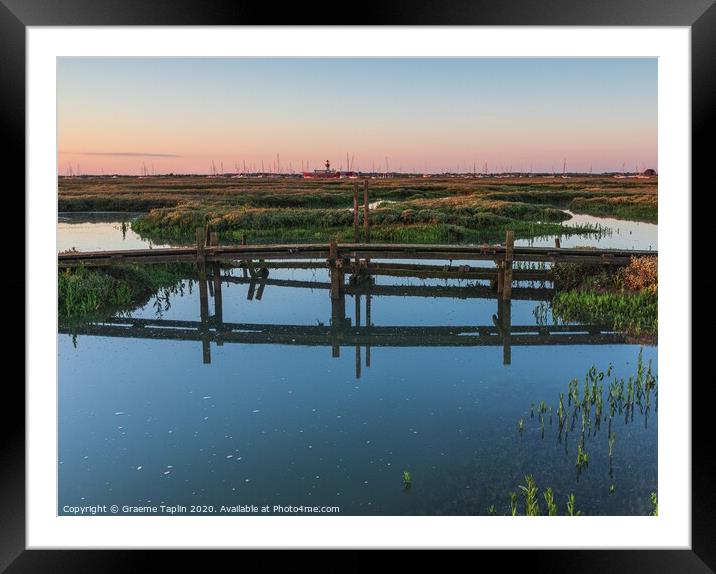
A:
[57,58,657,175]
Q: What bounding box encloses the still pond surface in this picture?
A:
[58,214,657,515]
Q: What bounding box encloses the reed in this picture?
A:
[566,493,582,516]
[519,475,540,516]
[608,431,616,458]
[402,470,412,489]
[544,488,558,516]
[510,492,518,516]
[650,492,658,516]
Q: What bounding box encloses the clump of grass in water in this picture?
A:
[575,442,589,471]
[524,350,656,484]
[402,470,412,491]
[544,488,558,516]
[551,257,658,338]
[650,492,658,516]
[566,493,582,516]
[608,431,616,458]
[501,477,580,516]
[59,264,192,321]
[59,266,134,317]
[519,475,540,516]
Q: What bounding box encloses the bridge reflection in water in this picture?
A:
[59,261,626,377]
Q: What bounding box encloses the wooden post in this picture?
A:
[198,253,210,364]
[212,262,223,345]
[365,293,371,368]
[503,230,514,301]
[330,289,346,358]
[256,278,267,300]
[363,180,370,243]
[196,226,206,263]
[555,237,561,249]
[502,299,512,365]
[210,233,222,336]
[355,293,361,380]
[353,183,359,242]
[240,234,248,278]
[330,260,344,300]
[329,238,338,264]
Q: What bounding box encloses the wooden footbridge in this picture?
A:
[59,224,654,374]
[59,226,656,301]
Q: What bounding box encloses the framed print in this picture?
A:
[5,0,711,570]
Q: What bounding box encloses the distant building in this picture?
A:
[303,160,355,179]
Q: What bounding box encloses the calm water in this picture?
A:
[58,212,172,252]
[58,215,657,516]
[518,212,657,251]
[58,279,657,515]
[58,211,658,252]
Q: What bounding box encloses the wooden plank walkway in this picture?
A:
[58,241,656,267]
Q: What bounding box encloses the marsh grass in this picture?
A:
[525,349,656,494]
[59,175,654,244]
[551,257,658,337]
[58,264,191,320]
[569,195,657,223]
[519,475,541,516]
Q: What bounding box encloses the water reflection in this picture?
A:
[58,260,657,516]
[60,263,628,375]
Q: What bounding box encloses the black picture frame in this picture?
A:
[5,0,709,570]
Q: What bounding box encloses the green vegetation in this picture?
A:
[551,256,658,338]
[59,266,133,317]
[521,351,657,499]
[650,492,658,516]
[58,175,657,244]
[544,488,558,516]
[566,493,582,516]
[402,470,412,488]
[489,475,580,516]
[552,289,657,336]
[569,195,657,223]
[58,264,191,320]
[130,198,600,245]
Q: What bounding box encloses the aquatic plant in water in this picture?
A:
[566,493,582,516]
[528,351,654,466]
[544,488,558,516]
[519,475,540,516]
[402,471,412,489]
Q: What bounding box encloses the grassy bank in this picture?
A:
[59,264,191,320]
[569,195,657,223]
[130,194,608,245]
[551,256,657,337]
[59,175,657,243]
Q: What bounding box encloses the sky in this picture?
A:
[57,58,657,175]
